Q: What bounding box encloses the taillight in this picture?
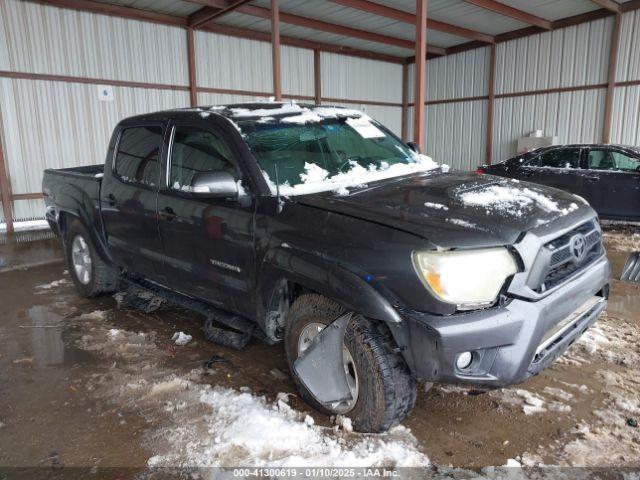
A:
[475,168,485,174]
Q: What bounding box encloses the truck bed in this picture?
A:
[42,164,106,238]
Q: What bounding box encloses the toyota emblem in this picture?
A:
[570,234,587,263]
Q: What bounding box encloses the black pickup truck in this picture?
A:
[43,103,610,432]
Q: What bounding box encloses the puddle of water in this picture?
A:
[607,282,640,325]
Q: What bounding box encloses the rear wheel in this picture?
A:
[65,220,119,298]
[284,294,417,433]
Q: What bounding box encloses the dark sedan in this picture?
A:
[478,144,640,221]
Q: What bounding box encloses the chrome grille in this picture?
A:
[537,220,603,292]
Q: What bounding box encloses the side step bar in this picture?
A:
[118,276,274,349]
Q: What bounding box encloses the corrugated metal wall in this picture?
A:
[407,47,490,170]
[409,16,620,168]
[321,53,402,103]
[493,89,606,162]
[0,0,189,86]
[611,10,640,146]
[495,17,612,94]
[0,78,189,199]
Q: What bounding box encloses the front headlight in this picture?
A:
[412,248,518,310]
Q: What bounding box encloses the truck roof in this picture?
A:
[118,102,364,125]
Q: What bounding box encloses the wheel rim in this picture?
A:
[71,235,92,285]
[297,321,359,414]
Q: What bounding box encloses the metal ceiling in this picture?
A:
[34,0,634,60]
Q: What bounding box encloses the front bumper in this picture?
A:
[400,254,610,387]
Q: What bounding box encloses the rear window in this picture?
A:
[114,126,163,187]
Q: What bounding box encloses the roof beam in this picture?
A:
[328,0,494,44]
[462,0,552,30]
[33,0,187,26]
[189,0,253,28]
[590,0,620,13]
[202,23,407,63]
[191,1,446,55]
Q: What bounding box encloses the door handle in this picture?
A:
[106,193,117,206]
[159,206,177,221]
[585,176,599,183]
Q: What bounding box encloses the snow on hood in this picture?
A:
[458,184,579,217]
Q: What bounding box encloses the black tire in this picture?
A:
[65,219,119,298]
[284,294,417,433]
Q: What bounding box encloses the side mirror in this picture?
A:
[191,171,239,199]
[406,142,421,154]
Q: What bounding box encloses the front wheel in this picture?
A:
[65,220,119,298]
[284,294,417,433]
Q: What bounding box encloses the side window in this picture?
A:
[529,149,581,169]
[169,126,237,191]
[611,151,640,172]
[114,126,163,187]
[588,149,640,172]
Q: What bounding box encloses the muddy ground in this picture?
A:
[0,228,639,477]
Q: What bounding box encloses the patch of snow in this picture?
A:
[334,415,354,433]
[267,155,439,197]
[94,173,104,178]
[1,219,51,232]
[503,458,521,467]
[515,389,547,415]
[299,162,329,184]
[313,107,366,119]
[447,218,479,229]
[458,184,578,217]
[150,386,430,468]
[542,387,574,402]
[579,326,610,354]
[424,202,449,211]
[109,329,121,338]
[78,310,108,321]
[171,332,192,346]
[230,103,305,118]
[281,111,323,124]
[333,186,350,196]
[35,278,70,290]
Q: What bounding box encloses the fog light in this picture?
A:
[456,351,473,370]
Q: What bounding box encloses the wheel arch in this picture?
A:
[257,247,403,338]
[57,211,114,265]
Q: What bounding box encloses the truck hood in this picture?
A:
[296,172,590,249]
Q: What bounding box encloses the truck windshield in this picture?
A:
[238,116,439,196]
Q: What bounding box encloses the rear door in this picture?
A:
[583,147,640,220]
[156,120,256,316]
[100,125,165,281]
[519,147,584,194]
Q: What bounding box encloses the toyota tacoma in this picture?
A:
[42,103,610,432]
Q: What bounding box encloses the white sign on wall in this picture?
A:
[97,85,114,102]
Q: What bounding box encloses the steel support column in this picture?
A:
[413,0,427,150]
[603,12,622,144]
[485,43,496,164]
[187,27,198,107]
[314,49,321,105]
[401,63,409,141]
[271,0,282,101]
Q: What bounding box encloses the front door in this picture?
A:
[100,125,165,281]
[583,147,640,220]
[156,122,255,316]
[520,147,583,195]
